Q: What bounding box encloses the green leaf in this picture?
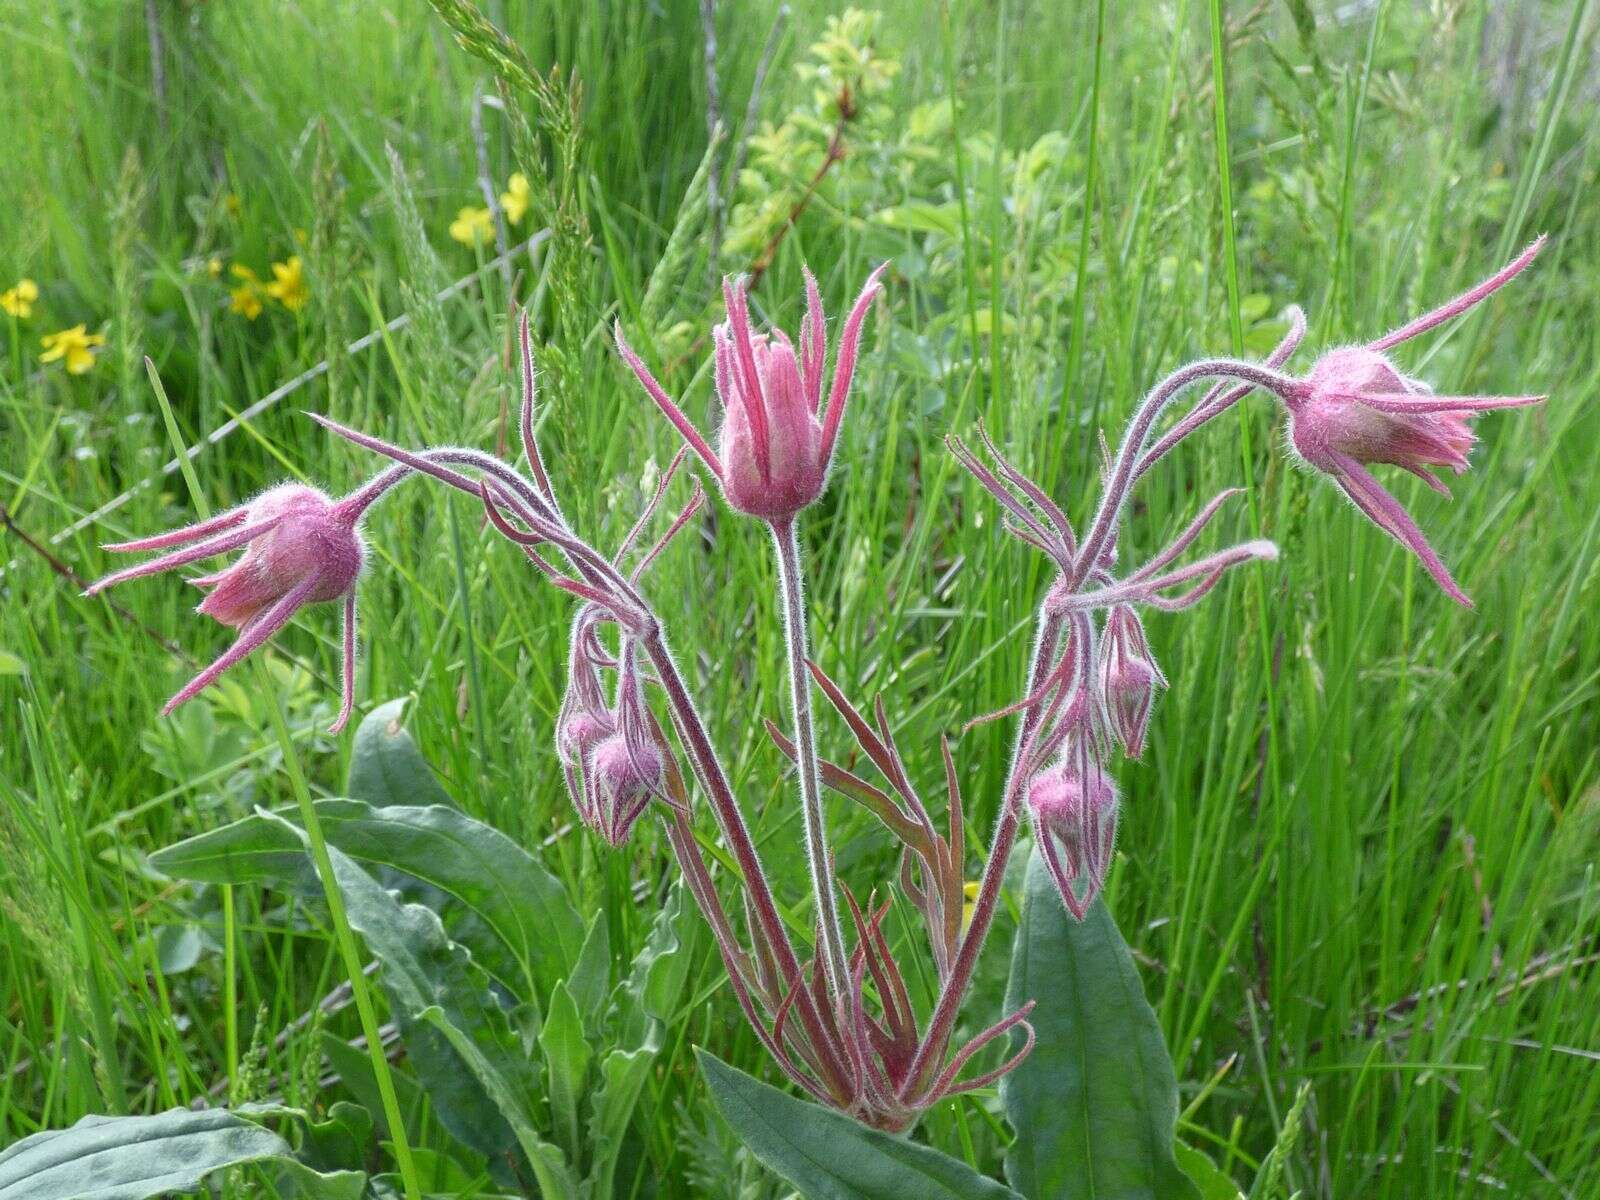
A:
[697,1049,1022,1200]
[539,983,592,1165]
[582,886,696,1198]
[151,799,583,999]
[346,697,455,809]
[1175,1144,1245,1200]
[0,1108,364,1200]
[248,811,539,1177]
[419,1007,577,1200]
[872,201,963,237]
[319,1031,431,1151]
[567,911,611,1017]
[1000,849,1199,1200]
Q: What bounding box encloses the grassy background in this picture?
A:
[3,0,1598,1195]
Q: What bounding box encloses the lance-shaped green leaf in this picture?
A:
[419,1006,576,1200]
[151,799,583,999]
[346,697,454,809]
[697,1049,1023,1200]
[1000,848,1199,1200]
[0,1108,364,1200]
[583,885,697,1198]
[539,983,592,1167]
[246,810,539,1179]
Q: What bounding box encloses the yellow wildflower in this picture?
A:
[40,325,107,375]
[206,257,223,279]
[960,880,981,934]
[265,256,309,312]
[229,264,263,320]
[224,192,241,217]
[500,173,530,225]
[449,205,493,246]
[2,278,39,319]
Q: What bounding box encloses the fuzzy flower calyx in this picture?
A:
[1281,238,1548,605]
[615,263,887,523]
[85,481,379,731]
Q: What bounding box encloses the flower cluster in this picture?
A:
[228,255,309,320]
[450,172,533,247]
[90,240,1545,1132]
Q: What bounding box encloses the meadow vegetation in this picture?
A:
[2,1,1598,1196]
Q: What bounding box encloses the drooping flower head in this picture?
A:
[1281,238,1547,605]
[614,263,887,524]
[1026,753,1120,921]
[84,479,387,731]
[584,734,664,847]
[1096,604,1165,759]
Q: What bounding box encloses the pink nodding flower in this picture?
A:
[1026,755,1120,921]
[84,481,376,731]
[1282,238,1548,606]
[614,264,887,523]
[584,734,664,847]
[1096,605,1165,759]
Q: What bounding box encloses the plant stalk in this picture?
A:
[770,518,851,1002]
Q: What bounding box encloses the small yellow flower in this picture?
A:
[449,205,494,246]
[229,264,263,319]
[224,192,242,217]
[293,227,308,245]
[40,325,107,375]
[265,256,309,312]
[2,278,39,319]
[206,257,223,279]
[500,173,530,226]
[960,880,981,934]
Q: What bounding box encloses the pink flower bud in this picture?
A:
[615,263,887,526]
[1096,605,1165,758]
[715,327,825,519]
[1290,347,1476,479]
[192,485,365,627]
[85,481,372,730]
[557,708,615,770]
[584,734,663,847]
[1026,759,1119,920]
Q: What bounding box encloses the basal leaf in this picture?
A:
[151,799,583,999]
[697,1049,1022,1200]
[346,697,454,809]
[248,811,539,1178]
[1000,849,1199,1200]
[0,1108,363,1200]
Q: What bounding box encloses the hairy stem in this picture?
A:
[902,609,1064,1098]
[1075,358,1301,584]
[641,626,852,1096]
[771,518,852,1002]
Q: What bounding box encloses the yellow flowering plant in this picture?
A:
[39,324,106,374]
[2,279,39,319]
[228,265,264,320]
[500,173,530,225]
[266,256,309,312]
[449,205,494,246]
